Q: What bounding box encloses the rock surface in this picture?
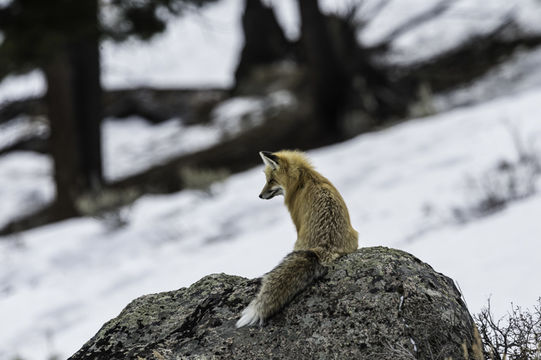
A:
[69,247,476,360]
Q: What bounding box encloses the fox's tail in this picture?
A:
[236,250,327,328]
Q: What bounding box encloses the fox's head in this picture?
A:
[258,150,309,199]
[259,151,285,199]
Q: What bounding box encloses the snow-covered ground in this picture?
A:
[0,152,53,230]
[102,116,221,181]
[362,0,541,64]
[1,84,541,359]
[100,0,243,90]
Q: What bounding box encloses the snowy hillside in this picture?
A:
[1,84,541,359]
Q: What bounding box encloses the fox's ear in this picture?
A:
[259,151,279,170]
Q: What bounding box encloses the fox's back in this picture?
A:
[289,170,358,258]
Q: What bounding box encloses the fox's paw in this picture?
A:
[235,300,263,328]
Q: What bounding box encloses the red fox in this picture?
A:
[236,150,358,327]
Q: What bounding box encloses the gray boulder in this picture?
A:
[69,247,477,360]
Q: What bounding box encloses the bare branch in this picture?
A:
[474,298,541,359]
[353,0,392,31]
[376,0,455,45]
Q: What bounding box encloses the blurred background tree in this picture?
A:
[0,0,217,222]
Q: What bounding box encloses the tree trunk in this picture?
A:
[42,0,103,219]
[69,7,103,191]
[234,0,290,87]
[298,0,349,138]
[43,50,82,219]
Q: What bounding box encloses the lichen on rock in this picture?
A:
[69,247,477,360]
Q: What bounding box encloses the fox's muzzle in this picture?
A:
[259,189,278,199]
[259,185,283,199]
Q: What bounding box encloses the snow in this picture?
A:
[211,97,266,137]
[265,0,300,40]
[353,0,445,46]
[0,70,45,107]
[435,47,541,110]
[384,1,511,64]
[0,115,48,152]
[0,152,54,229]
[211,90,296,138]
[100,0,243,89]
[102,116,221,181]
[1,85,541,359]
[371,0,541,64]
[407,195,541,314]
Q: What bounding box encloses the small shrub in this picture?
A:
[179,166,230,194]
[453,124,540,223]
[454,158,538,222]
[474,298,541,360]
[76,188,140,230]
[409,81,437,118]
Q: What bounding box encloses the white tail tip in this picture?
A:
[236,301,262,328]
